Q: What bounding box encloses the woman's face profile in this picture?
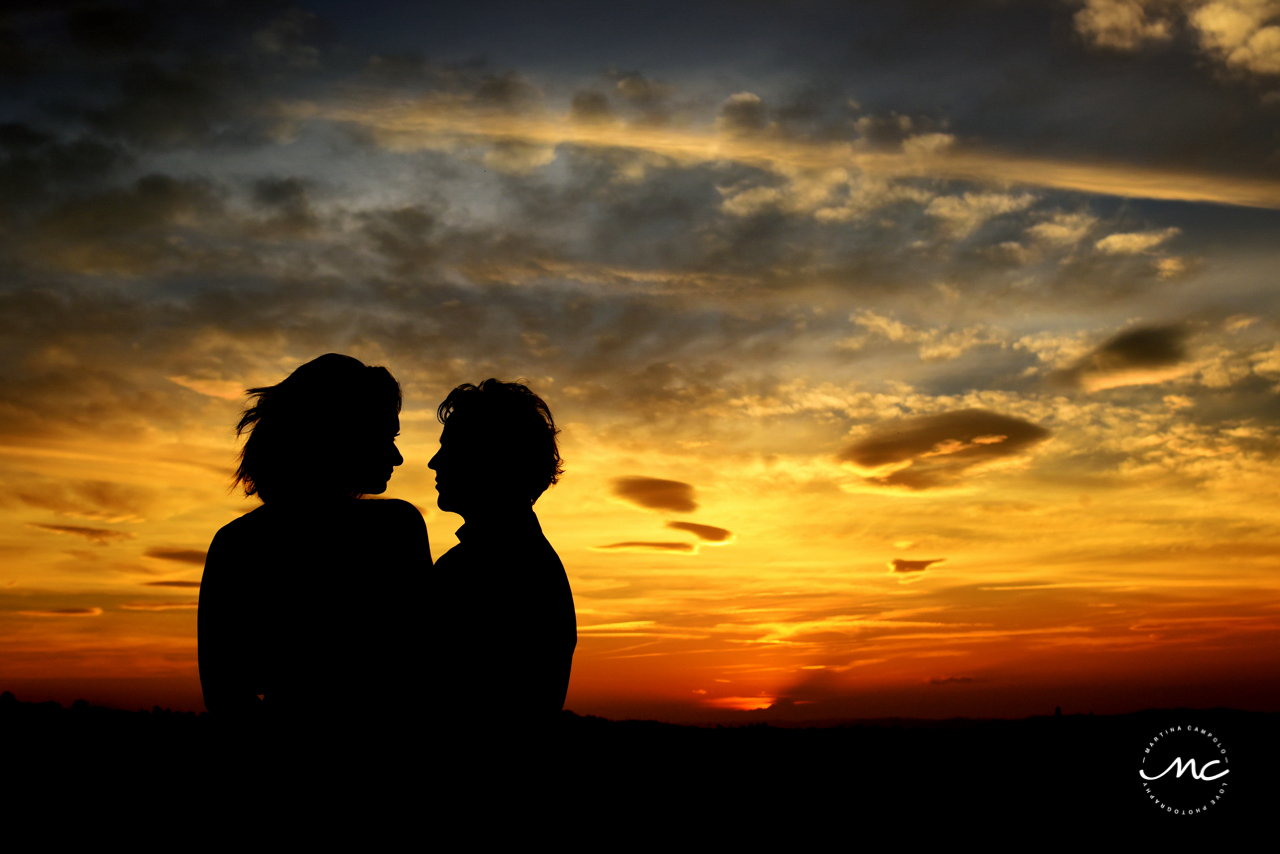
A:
[343,412,403,495]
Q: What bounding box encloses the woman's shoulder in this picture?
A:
[358,497,425,520]
[208,505,273,548]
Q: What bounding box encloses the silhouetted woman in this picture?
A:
[198,354,430,741]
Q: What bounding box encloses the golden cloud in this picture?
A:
[611,476,698,512]
[840,409,1051,489]
[666,521,733,542]
[890,558,946,574]
[27,524,136,545]
[18,607,103,617]
[144,548,207,565]
[596,541,697,553]
[300,98,1280,209]
[1053,325,1192,391]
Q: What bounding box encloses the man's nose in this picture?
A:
[392,444,404,467]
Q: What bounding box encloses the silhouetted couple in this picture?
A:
[198,354,575,768]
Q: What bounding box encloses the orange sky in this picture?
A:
[3,0,1280,720]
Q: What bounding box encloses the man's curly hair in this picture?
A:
[437,378,563,502]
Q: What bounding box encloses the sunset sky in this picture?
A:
[3,0,1280,721]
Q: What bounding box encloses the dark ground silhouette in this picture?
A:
[4,689,1271,831]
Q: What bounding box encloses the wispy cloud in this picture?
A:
[665,521,733,542]
[595,541,697,553]
[144,548,207,565]
[18,607,103,617]
[27,524,136,545]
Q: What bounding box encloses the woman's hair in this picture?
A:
[437,378,563,502]
[233,353,402,500]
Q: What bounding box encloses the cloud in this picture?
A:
[17,607,102,617]
[929,675,976,684]
[1191,0,1280,76]
[720,92,767,133]
[1026,212,1097,246]
[84,58,267,150]
[596,541,697,553]
[119,601,199,611]
[611,476,698,512]
[250,177,318,238]
[144,548,207,565]
[1074,0,1173,50]
[15,479,150,523]
[1076,0,1280,78]
[570,91,612,123]
[142,580,201,588]
[925,192,1036,238]
[845,311,1006,361]
[889,558,946,573]
[1053,325,1191,391]
[29,173,223,274]
[27,524,136,545]
[839,409,1051,489]
[309,97,1280,209]
[666,521,733,542]
[1094,227,1180,254]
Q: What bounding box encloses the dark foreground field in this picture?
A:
[3,690,1272,836]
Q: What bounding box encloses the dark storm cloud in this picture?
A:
[607,70,673,122]
[65,4,167,55]
[24,173,224,274]
[27,524,135,545]
[840,409,1051,489]
[1052,325,1189,390]
[82,57,268,149]
[41,174,220,237]
[0,125,129,214]
[611,477,698,512]
[720,92,767,134]
[144,548,206,565]
[143,580,201,588]
[360,206,440,275]
[666,521,732,542]
[890,558,945,573]
[251,177,319,238]
[0,22,38,78]
[474,70,540,108]
[570,91,612,122]
[597,541,696,553]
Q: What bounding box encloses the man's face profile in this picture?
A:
[428,421,473,514]
[429,415,524,516]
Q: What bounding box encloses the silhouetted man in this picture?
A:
[429,380,576,735]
